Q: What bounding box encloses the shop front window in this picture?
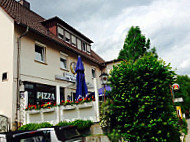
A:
[24,82,56,105]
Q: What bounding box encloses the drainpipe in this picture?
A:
[15,26,29,130]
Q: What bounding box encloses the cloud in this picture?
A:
[26,0,190,75]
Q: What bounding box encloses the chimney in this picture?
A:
[19,0,30,10]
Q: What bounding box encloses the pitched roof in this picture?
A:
[42,16,93,43]
[0,0,105,65]
[105,59,122,64]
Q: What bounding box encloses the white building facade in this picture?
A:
[0,0,105,130]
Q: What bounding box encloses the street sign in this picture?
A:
[173,83,180,91]
[174,97,183,103]
[176,106,183,119]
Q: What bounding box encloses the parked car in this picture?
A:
[38,125,84,142]
[0,130,49,142]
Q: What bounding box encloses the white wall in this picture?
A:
[13,21,103,126]
[0,8,15,124]
[26,102,97,125]
[14,31,102,97]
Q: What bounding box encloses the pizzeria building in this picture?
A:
[0,0,106,130]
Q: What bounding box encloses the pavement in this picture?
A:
[185,119,190,142]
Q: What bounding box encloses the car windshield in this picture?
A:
[55,127,80,140]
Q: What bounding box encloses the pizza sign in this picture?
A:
[173,83,180,91]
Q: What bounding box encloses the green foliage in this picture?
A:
[100,99,114,128]
[118,26,158,61]
[70,120,93,130]
[174,75,190,115]
[56,120,93,131]
[18,122,52,131]
[107,129,122,142]
[180,118,188,135]
[106,54,181,142]
[19,120,93,131]
[55,121,70,127]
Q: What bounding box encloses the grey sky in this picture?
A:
[27,0,190,76]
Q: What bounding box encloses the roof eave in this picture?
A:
[15,22,105,67]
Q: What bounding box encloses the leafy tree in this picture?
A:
[118,26,158,61]
[106,54,180,142]
[174,75,190,116]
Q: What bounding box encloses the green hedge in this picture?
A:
[18,122,52,131]
[180,118,188,135]
[56,120,93,131]
[19,120,93,131]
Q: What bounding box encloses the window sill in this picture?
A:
[60,68,69,72]
[34,60,47,65]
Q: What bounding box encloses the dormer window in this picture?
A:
[77,39,82,50]
[71,35,76,46]
[57,26,64,39]
[87,44,91,53]
[65,31,70,43]
[82,42,86,52]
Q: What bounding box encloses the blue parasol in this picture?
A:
[75,56,88,100]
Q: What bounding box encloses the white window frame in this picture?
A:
[82,42,86,52]
[77,39,82,50]
[65,31,70,43]
[87,44,91,53]
[71,35,76,46]
[57,26,64,39]
[35,42,46,63]
[60,52,68,70]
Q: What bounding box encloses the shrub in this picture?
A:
[180,118,188,135]
[71,120,93,131]
[19,120,93,132]
[56,120,93,131]
[106,54,181,142]
[19,122,52,131]
[55,121,70,127]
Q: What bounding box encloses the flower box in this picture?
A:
[62,105,76,110]
[78,102,93,109]
[27,109,40,114]
[42,107,55,113]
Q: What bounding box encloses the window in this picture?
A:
[2,72,7,81]
[92,68,96,78]
[77,39,81,50]
[66,93,76,101]
[71,35,76,46]
[82,42,86,51]
[57,26,64,39]
[87,44,91,53]
[60,87,65,103]
[35,44,45,62]
[60,52,68,70]
[60,58,67,69]
[65,31,70,43]
[24,82,56,105]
